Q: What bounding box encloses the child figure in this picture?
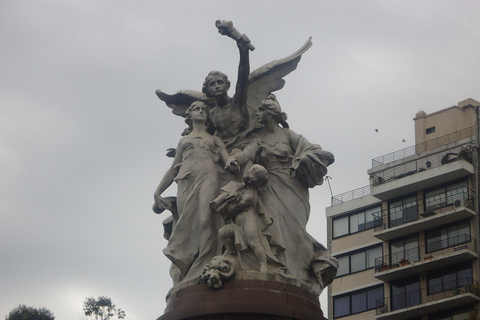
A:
[211,164,281,273]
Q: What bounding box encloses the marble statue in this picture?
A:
[153,20,337,297]
[225,95,337,292]
[211,164,285,273]
[153,101,238,285]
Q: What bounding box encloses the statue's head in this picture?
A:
[202,71,231,97]
[185,101,209,127]
[243,164,268,187]
[258,94,289,128]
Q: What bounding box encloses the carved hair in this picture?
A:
[202,71,231,94]
[243,164,268,187]
[260,94,289,128]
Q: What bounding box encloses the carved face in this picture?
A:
[256,105,271,124]
[189,102,208,122]
[206,75,228,97]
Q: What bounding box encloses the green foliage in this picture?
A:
[5,304,55,320]
[83,296,125,320]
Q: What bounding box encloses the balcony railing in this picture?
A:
[331,185,371,206]
[376,278,480,315]
[372,126,476,168]
[370,144,474,188]
[373,187,474,232]
[374,234,477,272]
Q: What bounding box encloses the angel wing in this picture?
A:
[155,89,216,117]
[155,37,312,120]
[246,37,313,114]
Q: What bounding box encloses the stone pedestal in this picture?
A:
[157,280,325,320]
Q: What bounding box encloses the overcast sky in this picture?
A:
[1,1,480,319]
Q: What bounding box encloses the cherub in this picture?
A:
[211,164,279,273]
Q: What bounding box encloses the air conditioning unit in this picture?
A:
[454,200,462,208]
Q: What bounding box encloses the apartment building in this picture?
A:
[326,98,480,320]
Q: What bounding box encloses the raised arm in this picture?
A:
[235,36,250,105]
[233,36,251,130]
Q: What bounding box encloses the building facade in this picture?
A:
[326,98,480,320]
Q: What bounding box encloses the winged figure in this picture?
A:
[155,22,312,149]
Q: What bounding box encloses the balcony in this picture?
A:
[373,188,475,241]
[375,279,480,320]
[331,185,371,206]
[369,144,474,201]
[374,235,477,282]
[372,126,475,168]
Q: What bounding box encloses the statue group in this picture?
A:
[153,21,338,299]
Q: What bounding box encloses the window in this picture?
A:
[427,262,472,295]
[333,285,383,318]
[426,126,436,134]
[391,276,421,311]
[335,245,382,277]
[390,235,419,265]
[426,220,470,253]
[332,205,381,238]
[425,181,468,211]
[389,195,418,227]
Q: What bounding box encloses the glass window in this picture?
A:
[426,220,470,253]
[336,256,349,276]
[351,251,365,273]
[332,205,381,238]
[351,291,367,314]
[390,235,419,264]
[425,181,467,211]
[365,207,378,229]
[333,285,383,319]
[389,195,418,227]
[334,296,350,318]
[335,244,383,277]
[333,216,348,238]
[427,262,472,294]
[367,246,382,269]
[367,286,384,310]
[391,277,420,311]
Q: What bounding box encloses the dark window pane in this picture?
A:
[367,287,384,310]
[351,291,367,314]
[428,277,442,294]
[334,296,350,318]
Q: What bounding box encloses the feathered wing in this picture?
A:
[155,37,312,120]
[246,37,313,117]
[155,89,216,117]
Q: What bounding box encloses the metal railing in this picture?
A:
[373,187,475,232]
[376,278,480,315]
[374,234,477,272]
[331,185,371,206]
[372,126,476,168]
[370,144,474,188]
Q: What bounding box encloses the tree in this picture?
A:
[5,304,55,320]
[83,296,125,320]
